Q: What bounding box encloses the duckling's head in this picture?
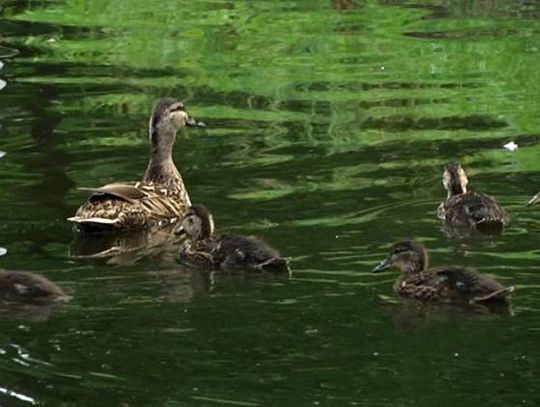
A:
[176,204,215,241]
[443,162,469,197]
[372,240,428,274]
[149,98,202,151]
[527,191,540,207]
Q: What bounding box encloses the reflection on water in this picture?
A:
[0,0,539,405]
[69,224,182,266]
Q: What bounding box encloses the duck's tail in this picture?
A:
[471,286,514,303]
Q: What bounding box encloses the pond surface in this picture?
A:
[1,0,540,405]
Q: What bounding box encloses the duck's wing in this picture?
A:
[68,181,188,231]
[78,183,149,204]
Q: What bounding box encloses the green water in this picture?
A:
[1,0,540,405]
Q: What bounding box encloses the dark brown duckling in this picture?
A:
[527,191,540,206]
[372,240,513,304]
[437,162,509,235]
[0,271,67,305]
[175,205,290,273]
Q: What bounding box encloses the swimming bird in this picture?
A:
[175,205,290,273]
[0,271,67,305]
[437,162,509,235]
[68,98,204,232]
[372,240,513,304]
[527,191,540,206]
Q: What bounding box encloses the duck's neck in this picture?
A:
[447,179,467,198]
[143,127,183,189]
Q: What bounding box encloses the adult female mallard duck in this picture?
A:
[175,205,290,273]
[68,98,204,232]
[437,162,509,235]
[527,192,540,206]
[372,240,513,304]
[0,271,67,305]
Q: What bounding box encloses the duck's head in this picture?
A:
[149,98,205,151]
[372,240,428,274]
[527,192,540,207]
[176,204,215,241]
[442,162,469,197]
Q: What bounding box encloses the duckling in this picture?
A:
[68,98,204,232]
[175,205,290,273]
[527,191,540,206]
[372,240,513,304]
[437,162,509,235]
[0,271,67,305]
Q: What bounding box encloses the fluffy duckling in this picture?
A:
[69,98,205,232]
[527,192,540,206]
[437,162,509,234]
[175,205,290,273]
[372,240,513,304]
[0,271,67,305]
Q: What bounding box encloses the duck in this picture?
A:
[68,98,204,232]
[527,192,540,206]
[372,240,513,304]
[436,162,509,235]
[0,271,67,305]
[175,204,290,273]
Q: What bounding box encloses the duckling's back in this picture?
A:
[216,234,290,273]
[0,271,66,304]
[442,191,509,230]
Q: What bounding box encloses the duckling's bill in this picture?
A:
[527,192,540,206]
[372,256,392,273]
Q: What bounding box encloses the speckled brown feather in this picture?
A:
[74,180,190,230]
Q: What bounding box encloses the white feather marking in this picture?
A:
[67,217,119,224]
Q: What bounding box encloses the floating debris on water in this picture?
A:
[0,151,5,159]
[503,141,518,151]
[0,247,6,256]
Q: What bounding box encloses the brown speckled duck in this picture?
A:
[527,192,540,206]
[175,205,290,273]
[372,240,513,304]
[0,271,67,305]
[437,162,509,234]
[68,98,204,232]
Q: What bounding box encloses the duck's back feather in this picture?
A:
[440,191,509,229]
[68,181,189,231]
[395,266,512,303]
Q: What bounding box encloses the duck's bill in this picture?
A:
[372,256,392,273]
[186,115,206,127]
[527,193,540,207]
[174,225,185,236]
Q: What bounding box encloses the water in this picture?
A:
[0,0,539,405]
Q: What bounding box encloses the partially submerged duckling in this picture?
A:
[437,162,509,235]
[175,205,290,273]
[0,271,67,305]
[527,192,540,207]
[372,240,513,304]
